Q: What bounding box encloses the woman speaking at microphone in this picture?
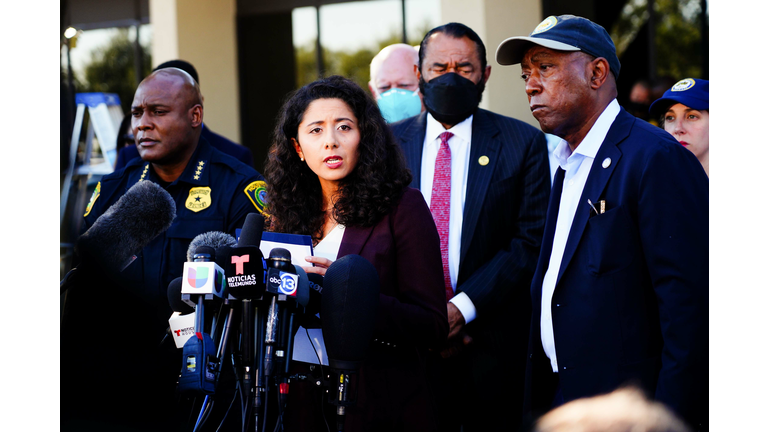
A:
[264,75,448,431]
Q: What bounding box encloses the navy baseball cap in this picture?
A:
[495,15,621,79]
[649,78,709,119]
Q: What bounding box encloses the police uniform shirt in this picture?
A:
[83,135,267,313]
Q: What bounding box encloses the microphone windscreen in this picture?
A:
[168,277,194,314]
[187,231,237,262]
[76,180,176,274]
[238,213,265,247]
[321,255,379,368]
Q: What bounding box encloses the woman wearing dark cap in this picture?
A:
[649,78,709,176]
[264,75,448,431]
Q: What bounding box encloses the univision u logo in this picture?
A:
[187,267,210,288]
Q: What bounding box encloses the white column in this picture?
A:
[150,0,241,143]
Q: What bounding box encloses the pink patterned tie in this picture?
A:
[430,131,454,301]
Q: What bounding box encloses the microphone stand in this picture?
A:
[192,298,237,432]
[241,298,254,431]
[253,301,266,431]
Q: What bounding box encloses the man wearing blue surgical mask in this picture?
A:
[390,22,550,432]
[368,43,424,123]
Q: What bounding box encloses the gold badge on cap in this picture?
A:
[671,78,695,92]
[83,181,101,217]
[244,180,268,214]
[478,155,490,166]
[532,16,558,35]
[186,186,212,212]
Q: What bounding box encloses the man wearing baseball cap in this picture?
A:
[495,15,709,431]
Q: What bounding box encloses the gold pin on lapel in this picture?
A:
[478,155,489,166]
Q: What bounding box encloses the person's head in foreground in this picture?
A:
[534,387,692,432]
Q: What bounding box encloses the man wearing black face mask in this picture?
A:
[390,22,551,432]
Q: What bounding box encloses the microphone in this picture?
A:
[237,212,265,247]
[276,265,310,411]
[178,248,221,395]
[186,231,237,262]
[263,248,298,380]
[229,213,267,407]
[293,266,311,311]
[167,276,197,349]
[62,180,176,293]
[223,246,266,300]
[321,255,380,431]
[168,276,194,315]
[303,272,325,322]
[180,246,226,305]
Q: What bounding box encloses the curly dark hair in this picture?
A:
[264,75,413,243]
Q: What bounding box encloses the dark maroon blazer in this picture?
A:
[286,187,448,432]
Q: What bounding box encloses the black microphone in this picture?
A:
[237,212,265,247]
[276,265,310,411]
[166,276,197,349]
[223,246,266,300]
[230,213,267,409]
[304,272,325,320]
[168,276,194,315]
[321,255,380,432]
[264,248,297,380]
[62,180,176,293]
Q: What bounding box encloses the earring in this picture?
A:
[300,157,305,162]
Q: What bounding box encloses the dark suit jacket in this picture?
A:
[114,124,254,169]
[525,108,709,429]
[286,187,448,432]
[390,109,550,426]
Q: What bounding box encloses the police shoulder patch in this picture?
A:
[244,180,268,214]
[186,186,212,213]
[84,182,101,217]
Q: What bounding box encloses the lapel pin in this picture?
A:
[602,157,611,168]
[479,155,489,166]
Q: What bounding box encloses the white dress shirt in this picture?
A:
[419,113,476,324]
[540,99,620,372]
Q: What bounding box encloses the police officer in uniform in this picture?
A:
[61,68,266,432]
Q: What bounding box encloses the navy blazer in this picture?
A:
[390,108,550,427]
[115,124,254,169]
[525,108,709,429]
